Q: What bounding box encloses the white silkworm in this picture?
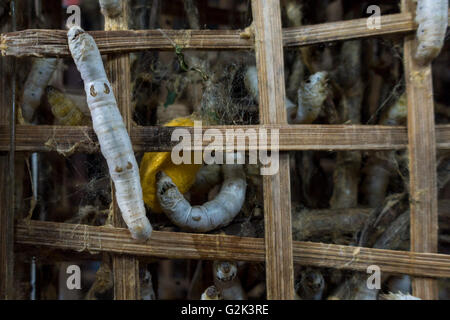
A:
[415,0,448,64]
[213,261,246,300]
[141,269,156,300]
[99,0,122,18]
[156,153,246,232]
[190,164,222,194]
[295,268,325,300]
[294,71,328,124]
[201,286,221,300]
[244,66,328,124]
[379,292,421,300]
[67,26,152,240]
[22,58,57,123]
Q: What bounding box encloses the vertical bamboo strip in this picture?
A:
[402,0,439,299]
[251,0,294,300]
[103,1,140,300]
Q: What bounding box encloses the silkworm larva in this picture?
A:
[415,0,448,65]
[293,71,328,124]
[67,26,152,240]
[329,211,410,300]
[291,207,372,242]
[99,0,122,18]
[141,269,156,300]
[156,154,246,232]
[22,58,57,123]
[201,286,222,300]
[244,66,328,124]
[190,164,222,194]
[213,261,246,300]
[362,94,407,206]
[329,151,361,209]
[46,86,87,126]
[183,0,200,30]
[379,93,407,126]
[379,292,420,300]
[295,268,325,300]
[361,154,395,207]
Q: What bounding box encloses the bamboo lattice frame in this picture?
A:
[1,0,449,300]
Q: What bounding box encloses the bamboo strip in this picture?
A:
[402,0,439,300]
[3,11,449,57]
[1,124,449,152]
[252,0,294,300]
[14,220,450,279]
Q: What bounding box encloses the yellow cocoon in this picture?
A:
[140,117,202,213]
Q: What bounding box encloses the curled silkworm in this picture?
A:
[156,154,246,232]
[415,0,448,64]
[379,292,420,300]
[67,26,152,240]
[190,164,222,194]
[22,58,57,123]
[46,86,87,126]
[201,286,222,300]
[244,66,328,124]
[295,268,325,300]
[213,261,246,300]
[99,0,122,18]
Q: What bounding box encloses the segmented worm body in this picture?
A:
[190,164,222,194]
[292,71,328,124]
[213,261,246,300]
[295,268,325,300]
[67,26,152,240]
[362,94,407,207]
[415,0,448,64]
[22,58,57,123]
[99,0,122,18]
[379,292,420,300]
[201,286,222,300]
[244,66,328,124]
[156,154,246,232]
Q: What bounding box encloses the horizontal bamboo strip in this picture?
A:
[1,124,450,153]
[3,11,449,57]
[15,220,450,278]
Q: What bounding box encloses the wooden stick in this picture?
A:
[2,124,450,153]
[102,2,140,300]
[252,0,294,300]
[14,220,450,279]
[3,11,450,57]
[0,3,14,300]
[402,0,439,300]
